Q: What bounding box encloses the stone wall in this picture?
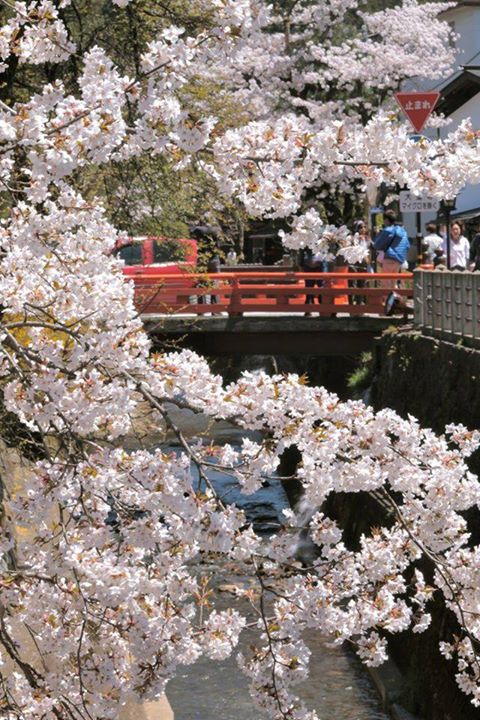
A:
[372,327,480,442]
[370,327,480,720]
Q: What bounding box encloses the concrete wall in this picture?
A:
[436,6,480,218]
[438,91,480,217]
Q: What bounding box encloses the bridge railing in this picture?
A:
[130,271,414,316]
[414,269,480,344]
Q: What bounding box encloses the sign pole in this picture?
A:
[446,207,451,270]
[416,210,422,264]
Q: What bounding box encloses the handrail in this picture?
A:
[126,271,413,280]
[126,270,414,317]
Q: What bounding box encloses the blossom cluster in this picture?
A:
[279,209,369,263]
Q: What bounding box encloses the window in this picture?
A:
[118,243,143,265]
[153,239,187,263]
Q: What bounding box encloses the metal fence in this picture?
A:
[414,269,480,344]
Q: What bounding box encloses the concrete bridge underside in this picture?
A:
[143,315,406,356]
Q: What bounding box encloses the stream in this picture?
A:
[166,452,390,720]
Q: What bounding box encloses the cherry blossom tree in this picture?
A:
[1,2,480,720]
[204,0,460,225]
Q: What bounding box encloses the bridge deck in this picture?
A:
[144,315,407,356]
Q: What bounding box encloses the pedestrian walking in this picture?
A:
[373,210,409,291]
[207,254,221,305]
[198,254,221,310]
[349,219,373,304]
[302,248,325,314]
[226,248,238,266]
[470,224,480,271]
[422,222,443,265]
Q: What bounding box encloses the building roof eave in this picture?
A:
[451,206,480,222]
[439,1,480,16]
[435,67,480,115]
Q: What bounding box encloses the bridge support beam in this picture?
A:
[144,316,405,357]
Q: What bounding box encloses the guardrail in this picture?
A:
[129,271,414,316]
[414,269,480,344]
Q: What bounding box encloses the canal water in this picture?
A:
[166,454,389,720]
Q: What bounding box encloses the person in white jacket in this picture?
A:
[444,221,470,270]
[226,248,238,266]
[422,222,443,264]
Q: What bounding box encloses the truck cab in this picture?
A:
[116,236,198,313]
[116,236,197,276]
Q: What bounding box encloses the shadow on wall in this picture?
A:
[207,354,360,400]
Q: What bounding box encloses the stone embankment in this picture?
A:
[368,326,480,720]
[373,326,480,456]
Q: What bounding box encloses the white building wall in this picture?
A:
[443,6,480,70]
[403,4,480,239]
[442,93,480,215]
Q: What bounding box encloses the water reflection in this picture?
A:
[168,561,388,720]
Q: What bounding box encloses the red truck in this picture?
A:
[116,236,197,275]
[116,236,198,313]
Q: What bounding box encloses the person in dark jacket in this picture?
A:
[374,210,409,291]
[206,254,221,305]
[198,253,221,309]
[301,248,327,314]
[469,229,480,271]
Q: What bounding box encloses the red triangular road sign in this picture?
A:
[395,92,440,133]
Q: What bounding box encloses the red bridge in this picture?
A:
[130,271,414,317]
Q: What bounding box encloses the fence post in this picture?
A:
[431,271,441,334]
[452,271,463,336]
[440,272,451,337]
[473,273,480,344]
[413,269,423,327]
[461,272,473,337]
[426,270,433,331]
